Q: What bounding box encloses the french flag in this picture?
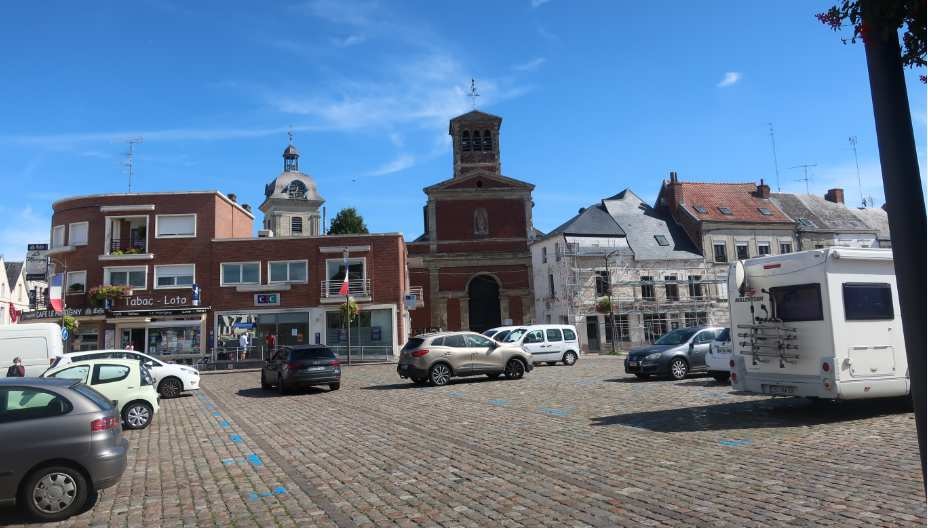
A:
[338,257,350,296]
[49,273,64,312]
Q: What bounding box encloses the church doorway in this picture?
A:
[468,275,501,332]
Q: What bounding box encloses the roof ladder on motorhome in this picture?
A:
[736,321,799,368]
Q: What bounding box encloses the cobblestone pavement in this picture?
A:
[9,357,925,527]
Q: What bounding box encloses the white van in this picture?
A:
[729,248,908,400]
[504,324,581,366]
[0,323,64,377]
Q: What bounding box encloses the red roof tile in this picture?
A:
[676,182,793,223]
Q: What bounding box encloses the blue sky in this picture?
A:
[1,0,925,261]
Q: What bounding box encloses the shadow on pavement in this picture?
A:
[236,387,328,398]
[0,490,98,526]
[590,396,913,432]
[673,379,728,388]
[362,375,504,391]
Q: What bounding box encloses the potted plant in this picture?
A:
[595,296,612,313]
[62,315,79,335]
[68,282,85,294]
[89,285,132,307]
[340,297,359,323]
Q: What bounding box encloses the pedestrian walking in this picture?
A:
[6,357,25,377]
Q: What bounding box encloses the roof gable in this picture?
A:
[5,261,23,290]
[545,204,624,238]
[424,171,533,193]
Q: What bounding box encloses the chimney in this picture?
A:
[824,188,845,204]
[578,207,586,214]
[227,193,237,203]
[754,178,770,199]
[242,204,252,213]
[669,170,678,183]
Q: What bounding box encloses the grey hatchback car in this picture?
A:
[624,326,724,380]
[0,378,128,522]
[397,331,533,386]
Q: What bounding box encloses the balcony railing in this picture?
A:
[109,237,146,254]
[408,286,425,308]
[320,278,372,300]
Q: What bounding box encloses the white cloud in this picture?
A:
[0,206,50,262]
[531,0,552,7]
[0,125,323,147]
[537,25,559,43]
[717,71,742,88]
[362,153,416,177]
[513,57,546,72]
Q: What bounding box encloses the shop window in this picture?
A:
[155,264,195,288]
[221,262,260,285]
[269,260,307,283]
[155,214,196,238]
[66,271,87,294]
[104,266,147,289]
[325,308,394,353]
[147,325,201,355]
[68,222,88,246]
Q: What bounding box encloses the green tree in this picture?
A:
[327,207,369,235]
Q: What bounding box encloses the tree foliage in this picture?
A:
[816,0,926,82]
[327,207,369,235]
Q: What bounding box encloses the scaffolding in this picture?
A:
[552,241,728,351]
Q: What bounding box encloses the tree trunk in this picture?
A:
[862,0,926,488]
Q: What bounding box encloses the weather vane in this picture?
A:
[469,78,480,109]
[288,124,294,145]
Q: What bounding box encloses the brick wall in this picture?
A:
[435,199,525,241]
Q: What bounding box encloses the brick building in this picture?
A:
[23,144,410,359]
[407,110,535,333]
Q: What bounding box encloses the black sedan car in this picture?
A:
[624,326,724,380]
[261,346,341,393]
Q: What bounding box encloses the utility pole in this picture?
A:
[789,163,817,194]
[849,136,865,207]
[124,137,143,192]
[861,0,926,487]
[604,249,622,354]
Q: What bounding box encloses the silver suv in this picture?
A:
[397,332,534,386]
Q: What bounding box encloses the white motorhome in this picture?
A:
[728,248,908,400]
[0,323,64,377]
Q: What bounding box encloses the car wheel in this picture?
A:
[260,371,272,390]
[669,358,689,380]
[712,373,731,384]
[635,374,650,380]
[21,465,88,522]
[329,383,340,391]
[122,401,153,430]
[429,363,451,386]
[157,377,182,398]
[277,374,288,395]
[563,351,578,366]
[505,359,525,380]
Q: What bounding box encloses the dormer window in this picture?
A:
[287,180,307,199]
[758,207,773,216]
[798,217,814,227]
[654,235,669,246]
[718,206,733,215]
[462,130,471,152]
[694,205,708,214]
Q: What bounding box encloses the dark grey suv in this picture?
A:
[0,378,129,521]
[624,326,724,380]
[261,346,341,393]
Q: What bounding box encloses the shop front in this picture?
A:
[213,308,324,360]
[107,306,209,359]
[323,304,398,361]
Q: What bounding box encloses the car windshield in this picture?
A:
[716,328,730,342]
[291,348,336,360]
[503,328,528,342]
[654,329,697,345]
[482,329,498,337]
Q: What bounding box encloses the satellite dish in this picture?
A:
[728,261,746,297]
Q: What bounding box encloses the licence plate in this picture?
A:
[766,384,795,394]
[627,361,638,367]
[305,366,327,372]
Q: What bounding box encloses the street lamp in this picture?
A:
[603,248,623,354]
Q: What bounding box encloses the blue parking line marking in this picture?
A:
[448,391,464,397]
[488,399,509,406]
[273,486,287,495]
[212,411,221,417]
[221,458,236,465]
[229,434,243,443]
[539,407,571,417]
[246,453,263,466]
[219,420,231,429]
[246,487,287,502]
[719,439,752,447]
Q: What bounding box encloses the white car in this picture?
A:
[50,350,200,398]
[482,326,521,342]
[705,327,732,383]
[508,324,582,366]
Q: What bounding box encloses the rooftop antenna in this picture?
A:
[768,123,782,192]
[789,163,817,195]
[849,136,864,207]
[469,78,480,109]
[124,137,143,192]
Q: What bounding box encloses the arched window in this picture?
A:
[461,130,471,152]
[287,180,307,199]
[482,130,492,152]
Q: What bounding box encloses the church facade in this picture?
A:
[407,110,536,333]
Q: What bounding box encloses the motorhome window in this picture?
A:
[843,283,894,320]
[770,283,823,322]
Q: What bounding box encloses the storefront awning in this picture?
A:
[108,306,211,318]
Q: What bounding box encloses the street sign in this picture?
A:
[61,327,69,341]
[191,284,201,306]
[254,293,280,306]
